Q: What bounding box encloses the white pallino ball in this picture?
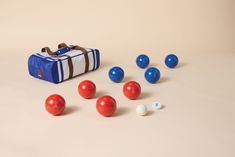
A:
[136,104,148,116]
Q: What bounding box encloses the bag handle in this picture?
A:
[41,47,56,56]
[58,43,68,49]
[40,43,90,80]
[58,43,90,73]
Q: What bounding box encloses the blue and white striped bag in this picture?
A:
[28,43,100,84]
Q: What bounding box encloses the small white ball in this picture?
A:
[152,101,162,110]
[136,104,148,116]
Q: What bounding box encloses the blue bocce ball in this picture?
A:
[144,67,160,84]
[108,66,124,83]
[165,54,179,68]
[136,54,150,69]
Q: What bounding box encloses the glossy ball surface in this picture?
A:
[144,67,160,84]
[96,95,117,117]
[136,54,150,69]
[45,94,66,116]
[165,54,179,68]
[136,104,148,116]
[108,66,124,83]
[123,81,141,100]
[78,80,96,99]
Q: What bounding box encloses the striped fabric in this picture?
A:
[28,48,100,83]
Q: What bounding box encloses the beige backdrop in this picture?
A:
[0,0,234,157]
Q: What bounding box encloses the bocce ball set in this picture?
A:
[28,43,179,117]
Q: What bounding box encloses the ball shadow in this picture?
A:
[158,76,170,84]
[123,76,135,82]
[175,62,187,69]
[160,105,166,110]
[95,90,108,98]
[146,110,154,116]
[113,107,130,117]
[62,106,79,115]
[139,91,153,99]
[149,63,158,67]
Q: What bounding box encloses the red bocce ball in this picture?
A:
[45,94,66,116]
[123,81,141,100]
[78,80,96,99]
[96,95,117,117]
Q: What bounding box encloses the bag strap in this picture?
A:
[73,45,89,73]
[58,43,90,73]
[61,55,73,79]
[41,45,74,79]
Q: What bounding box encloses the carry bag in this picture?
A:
[28,43,100,84]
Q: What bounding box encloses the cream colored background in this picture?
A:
[0,0,234,157]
